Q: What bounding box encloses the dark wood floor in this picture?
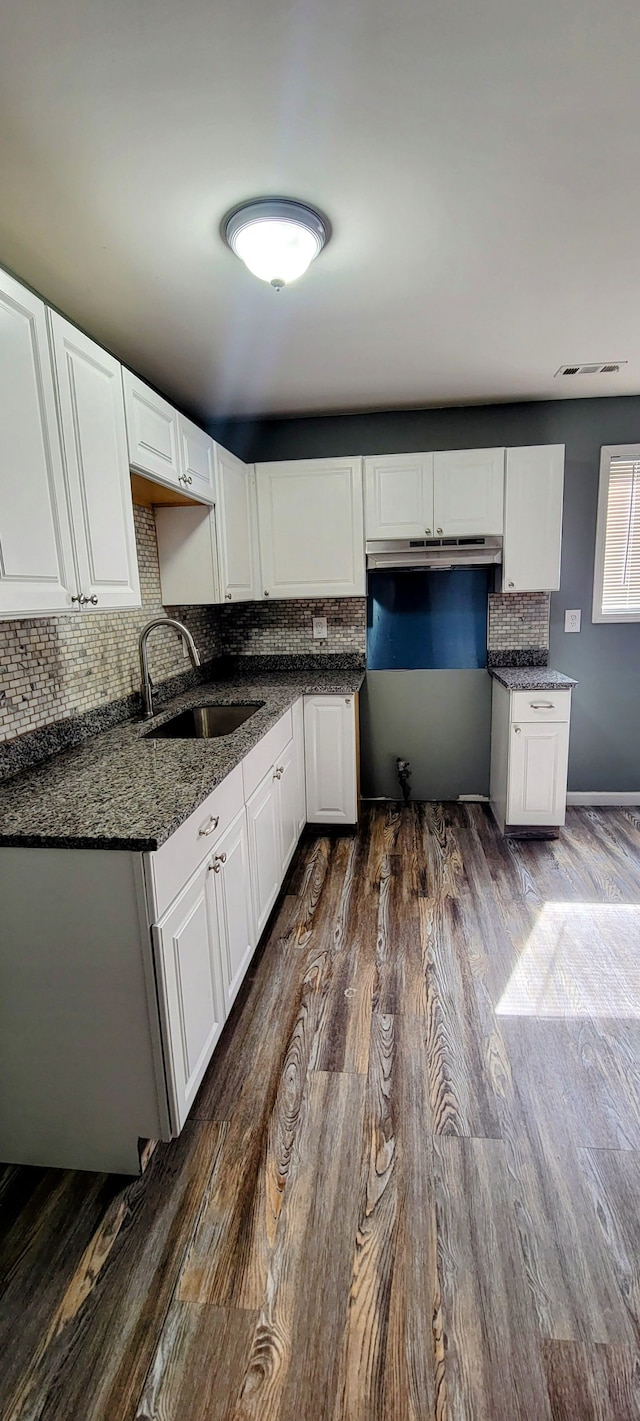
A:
[2,804,640,1420]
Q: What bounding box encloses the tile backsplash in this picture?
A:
[0,506,220,744]
[0,507,366,746]
[487,592,550,660]
[218,597,366,658]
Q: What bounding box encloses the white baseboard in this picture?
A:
[567,792,640,806]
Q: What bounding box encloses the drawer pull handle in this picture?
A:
[529,701,555,710]
[199,815,220,837]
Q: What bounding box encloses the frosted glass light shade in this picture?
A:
[223,199,329,288]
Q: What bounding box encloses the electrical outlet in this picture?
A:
[312,616,328,640]
[564,609,581,633]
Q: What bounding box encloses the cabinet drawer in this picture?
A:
[145,764,244,921]
[242,708,292,800]
[510,690,571,723]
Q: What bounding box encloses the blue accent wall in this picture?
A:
[367,568,490,670]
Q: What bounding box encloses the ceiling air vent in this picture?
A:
[554,362,627,377]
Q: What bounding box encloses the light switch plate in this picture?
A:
[312,616,328,640]
[564,609,581,633]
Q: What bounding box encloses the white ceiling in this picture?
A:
[2,0,640,420]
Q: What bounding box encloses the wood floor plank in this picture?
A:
[579,1147,640,1342]
[373,809,426,1017]
[135,1304,258,1421]
[310,833,376,1074]
[542,1341,640,1421]
[232,1071,366,1421]
[332,1013,399,1421]
[0,1169,122,1411]
[380,1013,440,1421]
[3,1123,226,1421]
[180,841,349,1308]
[419,805,502,1138]
[501,1015,640,1153]
[434,1134,553,1421]
[496,1025,635,1343]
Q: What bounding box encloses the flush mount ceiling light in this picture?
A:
[222,198,330,290]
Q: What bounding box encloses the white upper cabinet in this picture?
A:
[0,270,75,615]
[48,313,140,610]
[122,370,181,489]
[502,445,564,592]
[433,448,504,535]
[256,457,365,598]
[215,446,260,601]
[304,694,358,825]
[364,453,434,538]
[177,415,215,503]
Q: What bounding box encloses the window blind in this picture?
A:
[601,457,640,614]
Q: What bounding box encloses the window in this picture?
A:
[593,445,640,623]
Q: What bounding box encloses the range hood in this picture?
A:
[366,535,502,571]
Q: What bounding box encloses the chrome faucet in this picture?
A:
[138,617,201,720]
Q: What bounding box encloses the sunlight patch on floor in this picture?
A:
[496,903,640,1018]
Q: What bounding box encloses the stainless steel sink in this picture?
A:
[145,702,264,740]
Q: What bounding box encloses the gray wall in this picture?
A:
[211,396,640,792]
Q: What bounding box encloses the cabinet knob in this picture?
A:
[345,698,351,705]
[437,527,443,535]
[187,474,193,485]
[225,592,232,600]
[508,581,515,588]
[264,590,270,597]
[425,528,431,535]
[71,594,82,604]
[87,594,98,605]
[514,726,521,735]
[210,859,222,873]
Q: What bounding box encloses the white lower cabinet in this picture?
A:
[210,806,255,1014]
[276,736,301,875]
[0,692,360,1173]
[246,765,282,938]
[490,681,571,833]
[508,720,570,826]
[304,694,358,824]
[153,858,225,1132]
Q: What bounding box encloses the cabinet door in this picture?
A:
[153,861,225,1133]
[292,696,307,834]
[178,415,215,503]
[304,695,358,824]
[433,448,504,535]
[155,505,219,604]
[364,453,434,538]
[0,270,75,615]
[507,720,569,827]
[256,458,365,598]
[49,313,141,610]
[503,446,564,592]
[122,370,181,488]
[211,807,255,1013]
[275,737,300,876]
[215,446,259,601]
[246,766,282,937]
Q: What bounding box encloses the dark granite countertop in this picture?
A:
[489,666,578,691]
[0,663,365,852]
